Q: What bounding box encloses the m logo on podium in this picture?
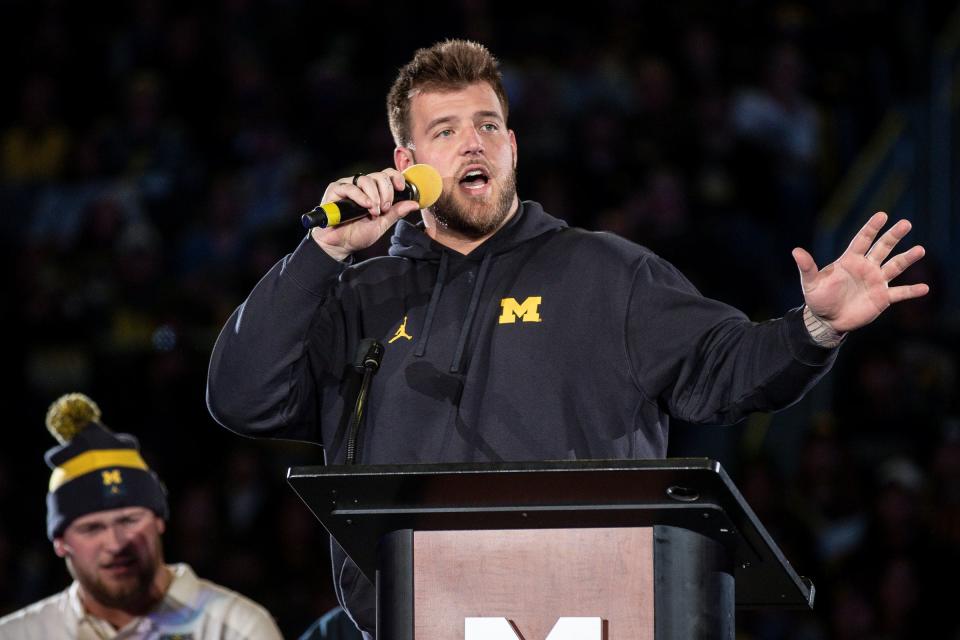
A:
[465,617,602,639]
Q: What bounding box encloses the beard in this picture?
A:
[429,166,518,239]
[68,553,158,610]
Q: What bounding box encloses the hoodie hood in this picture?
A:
[387,200,567,372]
[388,200,567,261]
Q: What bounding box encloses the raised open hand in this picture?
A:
[792,212,929,333]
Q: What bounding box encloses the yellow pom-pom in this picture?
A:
[46,393,102,444]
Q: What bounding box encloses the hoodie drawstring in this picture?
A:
[414,251,448,357]
[450,252,493,374]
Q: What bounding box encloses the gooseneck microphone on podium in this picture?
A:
[345,338,385,465]
[302,164,443,229]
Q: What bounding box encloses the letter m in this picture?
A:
[465,617,602,639]
[101,469,122,485]
[498,296,542,324]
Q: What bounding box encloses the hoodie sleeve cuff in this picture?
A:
[283,233,352,296]
[782,306,842,366]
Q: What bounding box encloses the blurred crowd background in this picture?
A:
[2,1,959,638]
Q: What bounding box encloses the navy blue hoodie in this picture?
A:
[206,200,838,632]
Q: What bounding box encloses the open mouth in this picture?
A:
[458,167,491,192]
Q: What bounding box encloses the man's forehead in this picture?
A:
[68,506,153,528]
[410,82,505,123]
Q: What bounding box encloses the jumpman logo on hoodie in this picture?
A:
[389,316,413,343]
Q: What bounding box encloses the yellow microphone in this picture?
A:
[302,164,443,229]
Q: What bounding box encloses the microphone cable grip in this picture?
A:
[345,339,384,464]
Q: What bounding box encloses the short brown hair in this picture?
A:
[387,39,509,147]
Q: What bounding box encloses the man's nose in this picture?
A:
[103,525,128,552]
[460,127,484,154]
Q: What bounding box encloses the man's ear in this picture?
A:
[394,146,415,172]
[509,129,518,169]
[53,538,68,558]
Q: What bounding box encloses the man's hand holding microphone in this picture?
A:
[305,164,442,262]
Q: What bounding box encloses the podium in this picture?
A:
[288,458,813,639]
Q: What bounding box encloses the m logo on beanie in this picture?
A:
[102,469,123,486]
[101,469,125,496]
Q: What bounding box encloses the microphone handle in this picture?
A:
[301,183,420,229]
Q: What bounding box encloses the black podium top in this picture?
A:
[287,458,814,609]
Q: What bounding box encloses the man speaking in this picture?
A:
[206,39,927,637]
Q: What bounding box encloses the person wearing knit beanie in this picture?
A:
[43,392,170,542]
[0,393,284,640]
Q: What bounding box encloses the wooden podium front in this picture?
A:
[288,459,812,639]
[413,528,654,638]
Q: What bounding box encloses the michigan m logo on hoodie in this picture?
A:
[498,297,542,324]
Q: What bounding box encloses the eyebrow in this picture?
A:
[72,510,146,529]
[473,110,504,122]
[424,111,505,133]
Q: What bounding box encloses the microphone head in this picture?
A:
[401,164,443,208]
